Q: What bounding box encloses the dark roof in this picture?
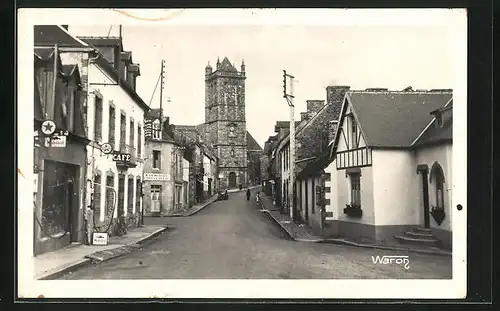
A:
[34,48,55,60]
[274,121,300,132]
[347,91,452,148]
[93,56,150,112]
[219,57,238,72]
[246,131,262,151]
[175,125,197,131]
[146,108,162,119]
[34,25,87,48]
[413,103,453,147]
[78,36,122,48]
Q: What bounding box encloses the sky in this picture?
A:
[68,24,456,148]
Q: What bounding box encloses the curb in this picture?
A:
[261,206,451,257]
[184,196,218,216]
[133,225,169,245]
[38,226,169,280]
[261,210,295,241]
[38,258,93,280]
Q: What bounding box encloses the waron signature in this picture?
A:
[371,255,410,270]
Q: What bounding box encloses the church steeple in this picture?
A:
[241,59,245,73]
[216,57,220,70]
[205,61,212,75]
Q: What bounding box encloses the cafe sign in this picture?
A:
[112,152,131,163]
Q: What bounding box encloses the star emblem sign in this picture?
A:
[101,143,113,155]
[40,120,56,136]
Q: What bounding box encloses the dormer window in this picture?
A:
[152,119,162,140]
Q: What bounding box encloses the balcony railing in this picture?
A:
[119,143,137,167]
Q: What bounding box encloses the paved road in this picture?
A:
[61,190,452,279]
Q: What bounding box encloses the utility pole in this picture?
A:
[283,70,296,221]
[159,60,166,131]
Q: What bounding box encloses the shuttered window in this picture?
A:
[94,96,103,142]
[109,106,115,146]
[137,126,142,157]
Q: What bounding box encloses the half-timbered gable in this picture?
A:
[334,98,372,170]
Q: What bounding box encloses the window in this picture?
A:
[351,116,358,148]
[153,150,161,169]
[137,126,142,157]
[127,177,134,215]
[150,185,162,213]
[130,119,135,149]
[230,144,235,157]
[94,96,103,142]
[105,174,115,219]
[431,162,445,208]
[120,113,126,149]
[135,178,141,213]
[312,179,316,214]
[93,172,102,221]
[349,173,361,207]
[153,119,162,140]
[109,105,115,146]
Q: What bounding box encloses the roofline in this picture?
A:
[411,138,453,149]
[57,25,90,47]
[277,95,342,151]
[370,146,412,150]
[35,46,96,53]
[90,55,150,112]
[329,94,372,160]
[410,97,453,147]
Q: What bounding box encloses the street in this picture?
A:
[60,191,452,279]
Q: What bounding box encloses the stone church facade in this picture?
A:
[201,57,262,189]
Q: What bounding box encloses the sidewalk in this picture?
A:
[35,225,168,280]
[169,194,218,217]
[259,194,451,257]
[169,185,262,217]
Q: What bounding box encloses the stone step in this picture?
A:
[405,231,435,239]
[394,235,440,247]
[413,227,432,233]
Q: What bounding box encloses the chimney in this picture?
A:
[306,100,325,118]
[326,85,350,119]
[61,25,69,30]
[300,112,309,121]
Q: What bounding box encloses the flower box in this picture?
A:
[343,204,362,218]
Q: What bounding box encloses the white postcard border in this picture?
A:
[17,8,467,299]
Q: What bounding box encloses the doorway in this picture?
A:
[118,176,125,218]
[228,172,237,189]
[418,165,430,228]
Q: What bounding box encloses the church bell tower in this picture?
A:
[204,57,247,189]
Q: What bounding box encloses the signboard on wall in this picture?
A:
[144,173,170,181]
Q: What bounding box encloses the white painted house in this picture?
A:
[50,27,150,238]
[329,88,453,249]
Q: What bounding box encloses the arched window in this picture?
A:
[430,162,446,208]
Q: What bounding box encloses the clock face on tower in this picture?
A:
[229,124,236,137]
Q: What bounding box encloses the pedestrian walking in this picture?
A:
[246,188,251,201]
